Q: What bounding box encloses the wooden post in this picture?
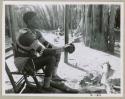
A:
[64,5,69,63]
[70,5,73,37]
[5,6,11,37]
[9,5,17,44]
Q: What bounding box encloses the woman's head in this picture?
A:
[23,11,41,29]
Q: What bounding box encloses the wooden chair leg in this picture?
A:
[5,63,18,93]
[23,73,41,88]
[23,74,31,86]
[5,63,25,93]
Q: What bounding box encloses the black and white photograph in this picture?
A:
[3,1,123,96]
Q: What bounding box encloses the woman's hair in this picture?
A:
[23,11,36,25]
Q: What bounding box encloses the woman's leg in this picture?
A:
[52,51,61,76]
[33,55,56,88]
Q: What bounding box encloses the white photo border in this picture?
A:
[2,1,124,97]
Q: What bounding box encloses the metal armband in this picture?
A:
[39,49,45,55]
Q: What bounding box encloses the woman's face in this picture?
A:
[27,15,41,29]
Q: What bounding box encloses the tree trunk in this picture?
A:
[101,5,110,52]
[108,5,116,53]
[88,5,107,51]
[84,5,93,46]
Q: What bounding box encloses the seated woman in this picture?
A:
[14,11,75,92]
